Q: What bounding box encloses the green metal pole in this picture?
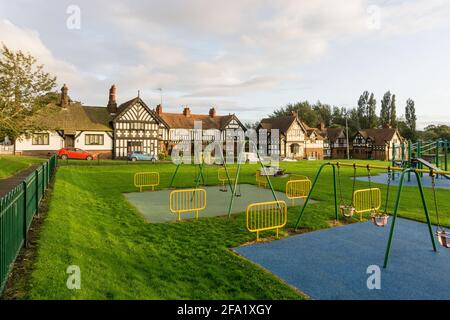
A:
[445,140,448,172]
[436,140,440,170]
[168,163,181,189]
[383,168,437,268]
[294,162,331,229]
[392,143,396,166]
[332,164,338,222]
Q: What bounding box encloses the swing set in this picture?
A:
[294,162,450,268]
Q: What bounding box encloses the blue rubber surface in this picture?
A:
[356,172,450,189]
[235,218,450,300]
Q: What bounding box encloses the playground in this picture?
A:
[3,153,450,300]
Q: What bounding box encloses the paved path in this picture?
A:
[0,165,40,198]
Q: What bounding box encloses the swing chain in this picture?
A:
[383,167,392,215]
[431,173,442,230]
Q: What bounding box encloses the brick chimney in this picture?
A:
[107,84,117,114]
[156,104,163,115]
[318,122,326,131]
[60,83,69,108]
[183,106,191,117]
[209,107,216,118]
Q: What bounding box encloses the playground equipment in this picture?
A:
[294,161,450,267]
[286,179,311,206]
[246,200,287,241]
[431,174,450,248]
[134,172,159,192]
[169,188,206,221]
[218,167,236,192]
[392,139,449,180]
[337,164,356,218]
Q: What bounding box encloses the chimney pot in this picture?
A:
[209,107,216,118]
[156,104,163,115]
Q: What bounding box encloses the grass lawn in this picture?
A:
[7,159,450,299]
[0,156,46,179]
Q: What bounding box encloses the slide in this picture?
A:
[414,158,450,179]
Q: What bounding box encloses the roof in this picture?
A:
[158,112,242,130]
[356,128,400,145]
[259,115,298,134]
[113,97,168,128]
[31,102,112,132]
[320,127,345,143]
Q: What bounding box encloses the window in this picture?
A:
[32,133,49,145]
[85,134,104,145]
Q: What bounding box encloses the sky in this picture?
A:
[0,0,449,129]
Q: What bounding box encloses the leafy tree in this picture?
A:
[270,101,319,127]
[380,91,392,128]
[312,101,332,126]
[357,91,369,129]
[0,44,57,139]
[418,125,450,141]
[390,94,397,128]
[404,98,417,141]
[367,93,378,128]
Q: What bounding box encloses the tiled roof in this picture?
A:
[356,128,400,146]
[320,127,345,143]
[30,102,112,132]
[259,115,297,134]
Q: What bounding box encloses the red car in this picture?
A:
[58,148,96,160]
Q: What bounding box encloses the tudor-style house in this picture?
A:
[14,84,246,159]
[317,124,349,159]
[257,112,324,160]
[351,128,405,161]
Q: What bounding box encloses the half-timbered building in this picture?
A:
[351,128,405,161]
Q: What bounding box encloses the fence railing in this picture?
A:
[0,154,57,293]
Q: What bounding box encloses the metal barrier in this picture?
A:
[169,188,207,221]
[0,155,57,293]
[256,170,268,188]
[134,172,159,192]
[352,188,381,220]
[246,200,287,241]
[286,179,311,205]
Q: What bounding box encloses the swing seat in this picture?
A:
[436,229,450,248]
[370,212,389,227]
[340,205,355,218]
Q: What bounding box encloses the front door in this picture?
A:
[65,135,75,148]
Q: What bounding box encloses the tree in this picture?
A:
[404,98,417,141]
[0,44,57,139]
[380,91,391,128]
[390,94,397,128]
[270,101,319,127]
[367,93,378,128]
[357,91,369,129]
[312,101,332,126]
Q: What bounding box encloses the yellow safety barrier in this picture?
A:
[256,170,268,188]
[286,179,311,205]
[218,167,236,186]
[290,174,309,181]
[246,201,287,241]
[169,188,207,221]
[134,172,159,192]
[352,188,381,220]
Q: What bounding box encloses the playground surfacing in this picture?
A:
[235,218,450,300]
[356,172,450,189]
[124,184,305,223]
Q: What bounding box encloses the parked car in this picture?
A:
[58,147,96,160]
[127,151,157,162]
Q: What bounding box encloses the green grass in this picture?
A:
[0,156,46,179]
[10,160,450,299]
